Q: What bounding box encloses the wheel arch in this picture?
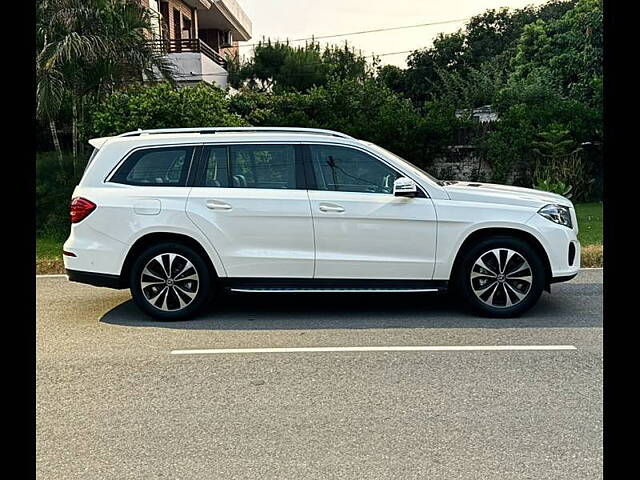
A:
[119,232,219,288]
[450,227,553,292]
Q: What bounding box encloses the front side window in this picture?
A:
[309,145,401,194]
[229,145,296,189]
[110,146,193,186]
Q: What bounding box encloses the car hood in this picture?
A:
[442,181,572,208]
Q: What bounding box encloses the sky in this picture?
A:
[237,0,552,68]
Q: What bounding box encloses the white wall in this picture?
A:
[166,52,229,89]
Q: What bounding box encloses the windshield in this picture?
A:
[365,143,445,186]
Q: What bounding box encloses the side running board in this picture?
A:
[229,287,440,293]
[221,279,448,294]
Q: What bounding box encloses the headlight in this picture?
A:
[538,204,573,228]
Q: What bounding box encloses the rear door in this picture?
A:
[305,144,438,279]
[186,143,315,278]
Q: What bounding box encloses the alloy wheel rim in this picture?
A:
[140,253,199,311]
[470,248,532,308]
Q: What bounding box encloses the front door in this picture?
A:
[305,144,438,279]
[186,143,315,278]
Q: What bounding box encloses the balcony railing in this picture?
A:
[150,39,226,68]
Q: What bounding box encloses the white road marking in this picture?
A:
[171,345,577,355]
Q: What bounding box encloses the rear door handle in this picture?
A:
[206,200,232,210]
[319,204,345,213]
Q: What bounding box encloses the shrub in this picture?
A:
[478,77,601,190]
[88,82,247,137]
[36,152,82,239]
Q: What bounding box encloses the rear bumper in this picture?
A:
[66,269,124,289]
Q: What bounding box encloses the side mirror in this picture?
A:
[393,177,418,197]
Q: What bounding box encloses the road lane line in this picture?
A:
[171,345,577,355]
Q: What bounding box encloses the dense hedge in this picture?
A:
[88,82,247,137]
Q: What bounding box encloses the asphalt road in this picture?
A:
[36,270,603,479]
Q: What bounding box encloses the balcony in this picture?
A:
[197,0,252,41]
[151,38,229,88]
[152,38,226,67]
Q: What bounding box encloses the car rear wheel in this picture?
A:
[130,242,212,321]
[456,236,545,318]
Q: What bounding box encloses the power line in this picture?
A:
[238,18,470,48]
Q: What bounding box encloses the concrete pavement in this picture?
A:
[36,270,603,479]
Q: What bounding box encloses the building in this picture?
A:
[141,0,252,88]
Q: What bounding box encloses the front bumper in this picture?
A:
[526,211,581,279]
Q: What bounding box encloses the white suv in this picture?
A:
[64,127,580,320]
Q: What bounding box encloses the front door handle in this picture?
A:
[319,204,345,213]
[206,200,232,210]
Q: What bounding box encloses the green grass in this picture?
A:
[36,235,64,260]
[575,202,603,246]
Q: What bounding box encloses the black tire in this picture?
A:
[455,236,545,318]
[130,242,212,321]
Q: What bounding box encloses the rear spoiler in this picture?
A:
[88,136,112,149]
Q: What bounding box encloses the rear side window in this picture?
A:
[229,145,296,189]
[202,146,230,187]
[110,146,194,186]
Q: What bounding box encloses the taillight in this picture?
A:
[70,197,96,223]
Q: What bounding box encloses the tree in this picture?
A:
[230,40,291,91]
[432,57,509,112]
[511,0,602,109]
[230,40,370,93]
[36,0,174,171]
[376,64,406,95]
[398,0,577,106]
[403,31,467,105]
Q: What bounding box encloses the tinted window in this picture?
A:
[309,145,400,194]
[111,147,193,186]
[202,146,230,187]
[229,145,296,189]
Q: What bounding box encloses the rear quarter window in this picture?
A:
[109,146,194,186]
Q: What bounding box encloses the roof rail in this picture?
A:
[117,127,353,139]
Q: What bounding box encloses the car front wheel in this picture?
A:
[456,236,545,318]
[130,242,212,321]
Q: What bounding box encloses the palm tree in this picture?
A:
[36,0,175,173]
